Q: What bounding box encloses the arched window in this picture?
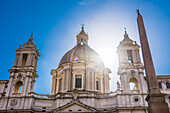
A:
[166,82,170,89]
[158,82,162,89]
[129,77,138,90]
[14,81,23,93]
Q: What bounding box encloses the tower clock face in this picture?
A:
[10,99,18,106]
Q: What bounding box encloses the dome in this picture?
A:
[59,45,104,67]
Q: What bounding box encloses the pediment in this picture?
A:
[60,103,94,112]
[53,100,97,112]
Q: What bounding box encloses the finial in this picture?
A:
[31,32,33,37]
[124,27,127,34]
[81,24,85,31]
[29,32,33,40]
[136,9,140,15]
[123,27,129,38]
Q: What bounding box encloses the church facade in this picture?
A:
[0,25,170,113]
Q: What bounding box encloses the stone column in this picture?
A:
[72,73,75,89]
[122,72,128,93]
[51,76,56,95]
[86,68,89,90]
[26,74,33,94]
[62,70,66,91]
[5,73,14,97]
[139,71,147,93]
[137,10,169,113]
[92,69,95,90]
[107,76,110,93]
[65,69,70,91]
[22,73,30,96]
[14,53,19,66]
[162,81,166,93]
[30,80,35,92]
[136,50,141,63]
[17,53,23,67]
[100,77,103,93]
[132,49,137,63]
[31,53,34,66]
[123,50,127,63]
[56,79,59,93]
[32,54,36,67]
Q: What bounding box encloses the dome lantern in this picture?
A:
[76,25,89,46]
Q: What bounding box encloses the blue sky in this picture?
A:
[0,0,170,94]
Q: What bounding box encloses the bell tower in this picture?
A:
[5,33,40,97]
[117,30,147,94]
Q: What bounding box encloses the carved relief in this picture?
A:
[10,99,18,107]
[131,70,136,76]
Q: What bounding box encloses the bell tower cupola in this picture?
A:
[13,32,40,69]
[117,29,147,94]
[76,25,89,46]
[6,32,40,97]
[117,29,141,65]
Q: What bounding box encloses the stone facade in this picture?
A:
[0,27,170,113]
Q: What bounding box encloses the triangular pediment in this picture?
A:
[53,100,97,112]
[60,103,94,112]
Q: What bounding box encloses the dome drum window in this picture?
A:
[72,70,85,90]
[75,75,82,88]
[96,78,101,91]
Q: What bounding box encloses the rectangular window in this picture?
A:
[96,81,99,90]
[75,75,82,88]
[21,54,28,67]
[127,50,133,63]
[81,38,83,42]
[96,78,100,90]
[81,39,83,45]
[58,79,62,92]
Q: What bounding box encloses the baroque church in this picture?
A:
[0,14,170,113]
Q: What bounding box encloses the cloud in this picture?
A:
[78,0,98,5]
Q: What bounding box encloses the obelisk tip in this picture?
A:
[136,9,140,15]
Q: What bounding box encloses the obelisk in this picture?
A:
[136,10,169,113]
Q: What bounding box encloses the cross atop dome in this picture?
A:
[76,25,89,46]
